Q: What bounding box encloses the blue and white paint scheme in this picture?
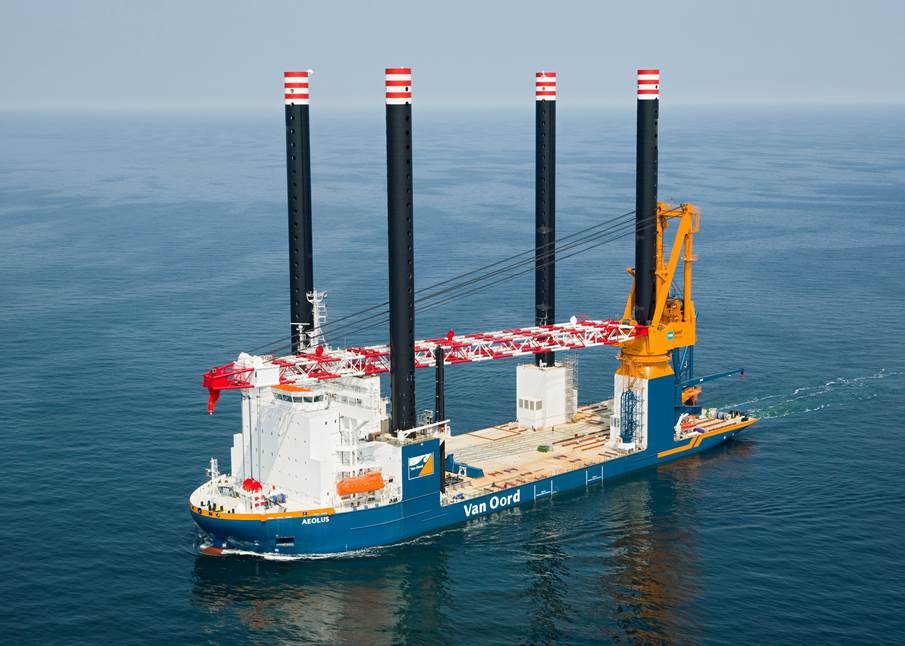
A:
[189,360,757,556]
[189,67,760,557]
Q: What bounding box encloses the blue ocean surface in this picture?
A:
[1,106,903,644]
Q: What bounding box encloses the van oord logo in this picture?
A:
[408,452,434,479]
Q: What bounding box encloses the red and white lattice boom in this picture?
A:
[202,317,646,413]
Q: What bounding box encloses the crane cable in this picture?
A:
[318,209,642,337]
[256,209,675,356]
[282,208,637,342]
[260,211,666,355]
[243,207,640,355]
[329,213,663,343]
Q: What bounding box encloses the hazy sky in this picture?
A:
[1,0,903,110]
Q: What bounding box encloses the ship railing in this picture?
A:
[395,419,450,443]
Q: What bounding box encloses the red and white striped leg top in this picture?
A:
[386,67,412,105]
[536,71,557,101]
[285,70,312,105]
[637,69,659,101]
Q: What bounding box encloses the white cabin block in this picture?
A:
[227,373,408,512]
[249,363,281,388]
[516,363,574,430]
[235,353,282,388]
[255,396,341,507]
[323,376,387,439]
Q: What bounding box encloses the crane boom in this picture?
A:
[202,317,647,413]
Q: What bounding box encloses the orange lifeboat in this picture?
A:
[336,471,385,496]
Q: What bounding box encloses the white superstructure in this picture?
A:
[224,373,409,511]
[516,363,577,430]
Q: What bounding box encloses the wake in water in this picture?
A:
[196,539,382,561]
[722,369,902,419]
[195,528,452,561]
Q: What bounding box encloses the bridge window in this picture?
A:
[275,392,325,404]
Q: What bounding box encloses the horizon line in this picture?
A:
[1,98,904,114]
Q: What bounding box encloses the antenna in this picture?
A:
[307,290,328,347]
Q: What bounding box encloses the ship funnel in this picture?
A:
[633,69,659,325]
[385,67,416,433]
[285,70,315,352]
[535,71,556,367]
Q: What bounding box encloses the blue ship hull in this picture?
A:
[191,420,755,556]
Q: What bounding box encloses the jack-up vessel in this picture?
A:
[190,69,758,556]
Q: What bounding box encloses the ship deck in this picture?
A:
[443,400,623,502]
[442,400,748,503]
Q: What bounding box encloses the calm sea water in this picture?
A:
[1,106,903,645]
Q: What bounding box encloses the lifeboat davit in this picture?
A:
[336,471,384,496]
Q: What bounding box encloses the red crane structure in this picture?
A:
[203,318,646,414]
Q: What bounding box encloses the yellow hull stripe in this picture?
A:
[189,503,335,522]
[657,418,758,459]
